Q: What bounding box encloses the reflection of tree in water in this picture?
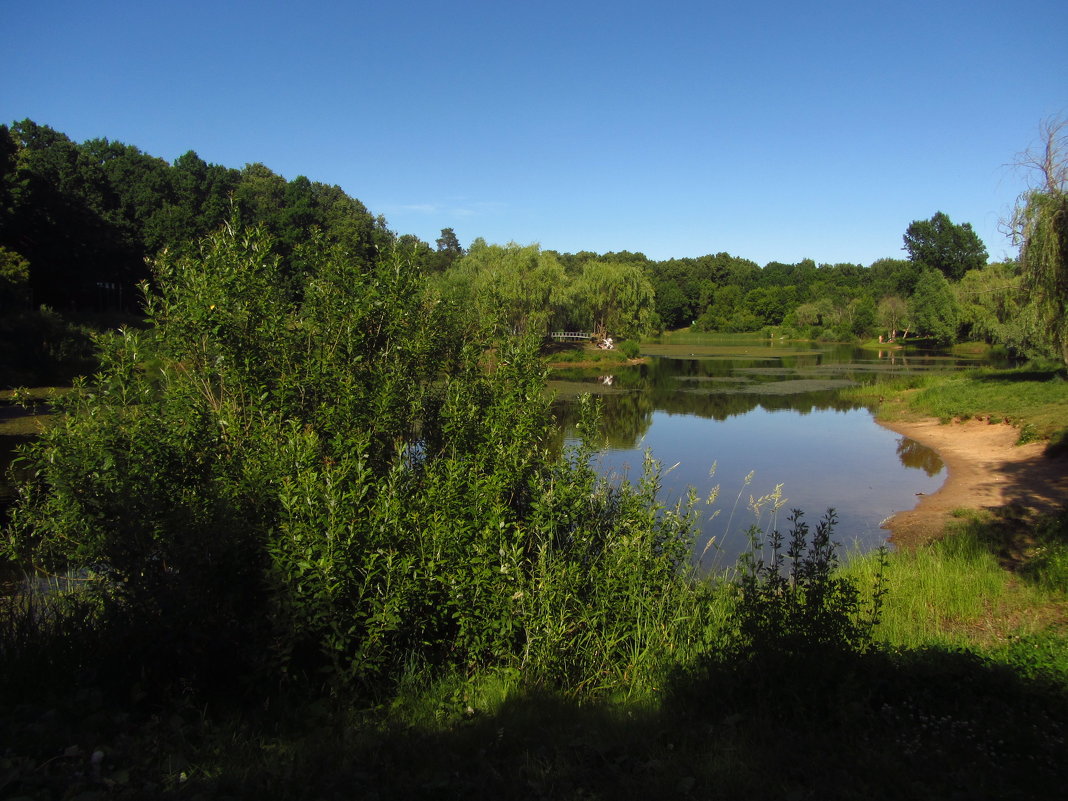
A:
[549,344,997,457]
[549,391,654,451]
[877,350,910,366]
[551,374,876,452]
[651,383,859,421]
[896,437,943,476]
[598,393,655,448]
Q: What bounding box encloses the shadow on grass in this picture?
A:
[971,368,1067,384]
[1045,429,1068,458]
[4,643,1066,800]
[4,499,1068,800]
[185,649,1068,800]
[949,502,1068,582]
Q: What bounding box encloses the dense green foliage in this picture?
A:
[6,117,1068,378]
[903,210,988,281]
[1011,119,1068,366]
[5,224,710,694]
[908,269,958,345]
[3,120,1067,799]
[434,242,658,340]
[0,120,391,314]
[436,239,567,337]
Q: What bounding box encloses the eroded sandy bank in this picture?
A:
[877,418,1068,548]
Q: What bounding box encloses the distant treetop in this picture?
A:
[903,211,988,281]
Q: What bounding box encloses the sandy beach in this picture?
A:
[878,417,1068,548]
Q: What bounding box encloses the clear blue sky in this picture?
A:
[4,0,1065,266]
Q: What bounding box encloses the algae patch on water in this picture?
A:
[739,378,857,395]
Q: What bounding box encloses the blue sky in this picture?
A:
[4,0,1065,266]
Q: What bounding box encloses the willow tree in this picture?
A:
[441,239,566,337]
[569,259,655,339]
[1011,118,1068,366]
[953,261,1034,350]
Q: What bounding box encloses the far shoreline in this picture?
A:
[877,417,1068,549]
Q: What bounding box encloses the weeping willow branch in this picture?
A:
[1011,118,1068,366]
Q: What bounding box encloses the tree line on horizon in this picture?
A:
[3,122,1067,801]
[0,118,1063,381]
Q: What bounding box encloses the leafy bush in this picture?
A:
[729,509,886,658]
[617,339,640,359]
[5,223,707,696]
[666,509,889,722]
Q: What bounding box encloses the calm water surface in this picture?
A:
[550,336,1001,569]
[0,338,1003,576]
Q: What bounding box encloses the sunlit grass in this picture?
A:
[843,511,1067,650]
[950,341,999,357]
[842,363,1068,440]
[904,367,1068,435]
[0,387,68,436]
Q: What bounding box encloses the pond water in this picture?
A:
[0,338,1003,579]
[549,336,1002,571]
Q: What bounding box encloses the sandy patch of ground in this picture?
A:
[878,418,1068,548]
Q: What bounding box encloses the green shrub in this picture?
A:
[729,509,887,658]
[666,509,889,721]
[4,224,707,697]
[618,339,640,359]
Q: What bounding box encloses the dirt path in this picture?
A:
[878,418,1068,548]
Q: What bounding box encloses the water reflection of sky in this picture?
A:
[574,407,945,571]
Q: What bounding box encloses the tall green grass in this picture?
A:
[842,512,1062,649]
[906,367,1068,433]
[844,364,1068,439]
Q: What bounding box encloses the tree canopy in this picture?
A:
[903,211,988,281]
[908,270,958,345]
[569,259,656,339]
[4,117,1050,359]
[440,239,567,337]
[1011,118,1068,366]
[0,120,387,313]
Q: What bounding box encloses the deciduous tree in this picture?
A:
[908,270,958,345]
[570,259,655,339]
[904,211,988,281]
[443,239,566,336]
[1010,118,1068,366]
[876,295,910,340]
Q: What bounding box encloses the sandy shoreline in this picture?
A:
[877,417,1068,548]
